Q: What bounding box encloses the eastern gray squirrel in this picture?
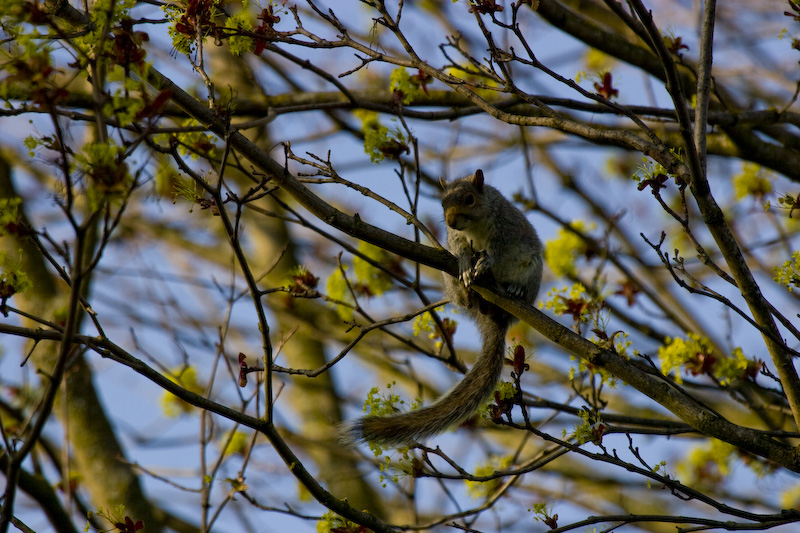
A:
[344,169,543,446]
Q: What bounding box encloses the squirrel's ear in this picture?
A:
[472,169,485,192]
[439,176,448,189]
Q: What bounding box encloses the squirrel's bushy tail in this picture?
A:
[344,313,510,447]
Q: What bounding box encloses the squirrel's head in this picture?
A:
[440,169,487,231]
[439,169,485,193]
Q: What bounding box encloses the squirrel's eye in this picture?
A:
[465,194,475,205]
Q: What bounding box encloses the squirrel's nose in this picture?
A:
[446,213,459,228]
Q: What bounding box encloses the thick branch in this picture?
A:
[470,288,800,473]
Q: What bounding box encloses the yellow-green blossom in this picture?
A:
[359,383,416,485]
[465,455,512,498]
[160,366,205,417]
[540,283,594,322]
[325,265,354,321]
[733,163,773,200]
[74,142,130,196]
[583,48,615,72]
[354,110,408,163]
[316,511,362,533]
[544,221,592,277]
[353,241,394,296]
[389,67,430,104]
[219,429,250,456]
[0,251,32,304]
[225,11,255,56]
[0,198,22,236]
[677,439,735,488]
[781,484,800,509]
[774,251,800,292]
[658,334,758,385]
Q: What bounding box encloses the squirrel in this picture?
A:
[343,169,543,447]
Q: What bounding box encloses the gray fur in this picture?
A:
[344,170,543,447]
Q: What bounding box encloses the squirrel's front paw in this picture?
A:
[460,250,490,287]
[472,250,491,278]
[459,269,475,288]
[457,256,474,287]
[505,284,526,298]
